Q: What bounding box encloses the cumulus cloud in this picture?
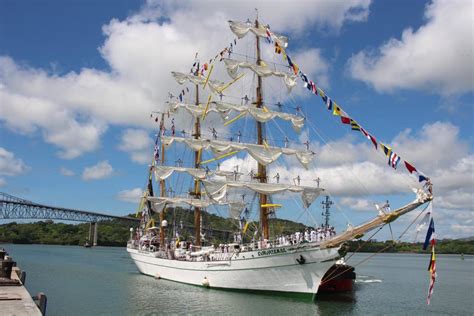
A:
[116,187,144,203]
[0,147,30,176]
[118,128,153,164]
[82,160,114,181]
[269,122,472,211]
[59,167,75,177]
[0,1,372,159]
[339,197,374,212]
[348,0,473,95]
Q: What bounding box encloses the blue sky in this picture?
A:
[0,0,472,240]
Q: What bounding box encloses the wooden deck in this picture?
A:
[0,266,42,316]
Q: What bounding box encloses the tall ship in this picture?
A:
[127,16,433,298]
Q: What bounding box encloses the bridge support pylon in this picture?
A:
[88,222,98,247]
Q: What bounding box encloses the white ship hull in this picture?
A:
[127,245,340,295]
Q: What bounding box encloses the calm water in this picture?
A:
[4,244,473,315]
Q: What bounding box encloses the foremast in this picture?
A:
[255,18,269,240]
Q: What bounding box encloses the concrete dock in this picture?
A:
[0,249,43,316]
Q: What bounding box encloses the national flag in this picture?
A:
[382,143,392,157]
[350,119,360,131]
[388,152,400,169]
[404,161,417,174]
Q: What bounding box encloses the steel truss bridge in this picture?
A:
[0,192,139,223]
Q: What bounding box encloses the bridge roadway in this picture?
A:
[0,192,139,223]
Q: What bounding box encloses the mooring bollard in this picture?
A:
[33,292,48,315]
[0,258,15,279]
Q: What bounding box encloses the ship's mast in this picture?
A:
[321,195,333,229]
[193,83,202,247]
[159,113,166,248]
[255,18,269,240]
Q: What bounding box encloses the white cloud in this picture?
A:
[0,178,6,187]
[59,167,75,177]
[82,160,114,181]
[118,128,153,164]
[0,147,30,176]
[0,1,372,158]
[348,0,473,95]
[116,187,144,203]
[339,197,375,212]
[271,122,473,212]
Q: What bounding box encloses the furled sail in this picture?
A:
[168,100,305,132]
[154,166,207,181]
[223,58,297,91]
[202,180,323,208]
[171,72,227,94]
[147,196,246,219]
[161,136,314,168]
[228,20,288,48]
[153,165,240,182]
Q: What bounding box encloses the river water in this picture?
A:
[4,244,473,315]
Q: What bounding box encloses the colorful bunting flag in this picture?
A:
[423,216,436,305]
[275,42,282,54]
[361,128,378,149]
[388,152,400,169]
[350,119,360,131]
[340,116,351,124]
[325,96,333,111]
[382,143,392,157]
[333,105,342,116]
[419,174,428,183]
[404,161,417,174]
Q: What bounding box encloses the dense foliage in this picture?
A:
[0,208,472,254]
[347,239,474,255]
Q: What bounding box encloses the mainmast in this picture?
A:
[255,18,269,240]
[193,83,202,247]
[159,113,166,248]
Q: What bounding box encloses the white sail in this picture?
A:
[161,136,314,168]
[147,196,246,218]
[223,58,297,91]
[168,100,305,132]
[228,20,288,48]
[153,165,240,182]
[154,166,208,181]
[171,72,227,94]
[202,180,323,208]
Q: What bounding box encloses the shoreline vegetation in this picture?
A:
[1,207,472,254]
